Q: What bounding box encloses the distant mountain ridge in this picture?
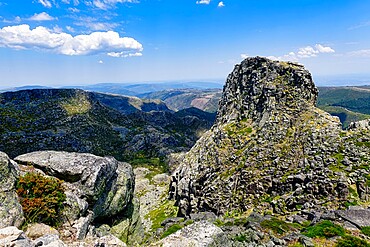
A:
[1,81,223,95]
[0,88,215,160]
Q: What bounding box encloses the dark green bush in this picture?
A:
[361,226,370,237]
[260,217,296,235]
[16,172,66,227]
[234,234,247,242]
[336,235,370,247]
[302,220,345,238]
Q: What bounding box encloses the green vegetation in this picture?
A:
[224,119,253,137]
[61,93,91,115]
[361,226,370,237]
[16,172,66,227]
[260,217,299,235]
[234,234,248,242]
[161,224,183,239]
[336,235,370,247]
[145,200,178,232]
[288,242,304,247]
[302,220,345,238]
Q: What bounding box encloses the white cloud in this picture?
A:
[68,7,80,12]
[28,12,57,21]
[196,0,211,5]
[218,1,225,7]
[0,24,143,57]
[14,16,21,23]
[92,0,138,9]
[348,49,370,58]
[66,26,75,32]
[269,44,335,61]
[38,0,52,8]
[98,60,104,63]
[297,46,318,58]
[241,53,249,59]
[107,51,142,57]
[315,44,335,53]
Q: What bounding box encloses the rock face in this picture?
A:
[170,57,370,216]
[14,151,134,239]
[0,152,24,228]
[151,221,228,247]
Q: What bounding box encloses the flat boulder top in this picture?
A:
[336,208,370,228]
[14,151,120,182]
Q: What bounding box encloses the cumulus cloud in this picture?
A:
[218,1,225,7]
[0,24,143,57]
[196,0,211,5]
[315,44,335,53]
[98,60,104,63]
[28,12,57,21]
[268,44,335,61]
[38,0,52,8]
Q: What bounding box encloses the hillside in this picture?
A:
[317,86,370,127]
[0,89,214,161]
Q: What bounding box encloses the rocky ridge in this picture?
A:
[170,57,370,216]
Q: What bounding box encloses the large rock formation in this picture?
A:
[170,57,370,216]
[0,152,24,228]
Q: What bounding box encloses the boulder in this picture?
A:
[336,208,370,228]
[151,221,229,247]
[25,223,59,240]
[33,234,66,247]
[0,152,24,228]
[0,226,32,247]
[14,151,134,222]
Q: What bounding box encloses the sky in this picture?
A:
[0,0,370,88]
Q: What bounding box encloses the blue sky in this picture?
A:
[0,0,370,88]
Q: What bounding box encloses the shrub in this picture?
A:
[234,234,247,242]
[16,172,66,227]
[336,235,370,247]
[161,224,183,239]
[302,220,345,238]
[260,217,296,235]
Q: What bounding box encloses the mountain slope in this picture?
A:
[317,86,370,127]
[140,89,222,113]
[0,89,214,160]
[170,57,370,216]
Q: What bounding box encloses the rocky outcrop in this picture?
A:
[15,151,134,239]
[170,57,370,216]
[151,221,228,247]
[0,152,24,228]
[15,151,134,220]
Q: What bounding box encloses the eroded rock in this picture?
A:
[0,152,24,228]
